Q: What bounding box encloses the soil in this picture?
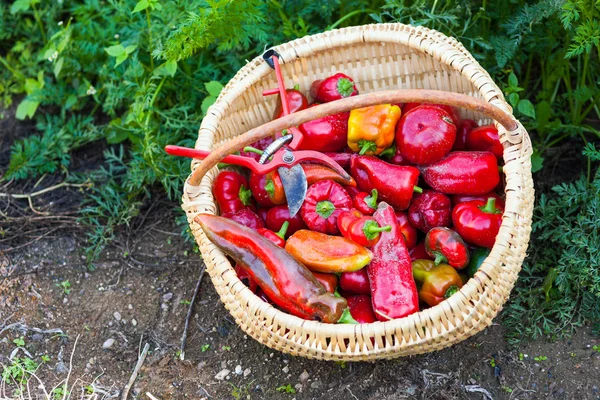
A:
[1,115,599,400]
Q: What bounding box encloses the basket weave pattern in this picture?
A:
[182,23,534,360]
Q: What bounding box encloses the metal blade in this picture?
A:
[278,164,307,218]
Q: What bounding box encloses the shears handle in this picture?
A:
[165,145,272,174]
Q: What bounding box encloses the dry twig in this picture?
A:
[180,262,206,361]
[121,343,150,400]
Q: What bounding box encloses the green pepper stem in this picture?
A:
[337,78,354,98]
[243,146,264,155]
[362,220,390,240]
[358,140,377,155]
[479,197,501,214]
[379,144,396,158]
[276,221,289,240]
[316,200,335,219]
[364,189,378,209]
[413,185,423,194]
[434,253,447,266]
[337,307,359,324]
[265,180,275,197]
[293,84,300,91]
[444,285,460,299]
[364,224,391,234]
[238,185,253,206]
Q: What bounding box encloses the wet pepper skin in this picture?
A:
[196,214,346,323]
[394,211,418,249]
[300,180,352,235]
[298,105,349,152]
[347,104,402,156]
[339,268,370,295]
[310,72,359,102]
[213,171,254,215]
[466,125,503,160]
[412,259,463,307]
[350,155,420,211]
[265,205,307,237]
[222,209,264,230]
[346,295,377,323]
[368,202,420,321]
[273,88,308,119]
[420,151,500,195]
[452,197,504,248]
[408,190,452,233]
[425,227,470,269]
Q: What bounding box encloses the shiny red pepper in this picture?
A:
[256,221,289,248]
[339,269,370,295]
[222,209,265,230]
[346,295,377,323]
[408,190,452,233]
[368,202,420,321]
[256,207,269,224]
[196,214,346,322]
[337,209,392,247]
[412,259,463,307]
[466,124,503,160]
[409,242,431,261]
[239,137,274,161]
[249,170,286,207]
[402,103,460,126]
[425,227,470,269]
[300,180,352,234]
[213,171,254,215]
[353,189,378,215]
[273,88,308,119]
[310,73,358,102]
[452,197,504,248]
[312,272,338,294]
[394,211,418,249]
[298,105,349,152]
[396,105,456,165]
[380,143,412,166]
[350,155,421,210]
[453,119,478,151]
[451,192,504,208]
[420,151,500,195]
[265,205,307,238]
[324,152,352,172]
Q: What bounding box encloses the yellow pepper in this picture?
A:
[347,104,401,155]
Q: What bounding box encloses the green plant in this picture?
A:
[489,357,496,368]
[593,345,600,353]
[1,357,40,385]
[201,344,210,352]
[58,280,71,295]
[13,337,25,347]
[52,384,69,400]
[41,355,50,362]
[276,384,296,394]
[221,345,231,351]
[534,355,548,361]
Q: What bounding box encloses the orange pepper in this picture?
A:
[412,259,463,307]
[347,104,401,155]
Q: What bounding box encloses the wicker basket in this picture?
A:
[181,23,534,360]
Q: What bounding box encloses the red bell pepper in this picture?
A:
[297,105,349,152]
[273,88,308,119]
[300,180,352,234]
[339,269,370,295]
[213,171,254,215]
[466,124,504,160]
[256,207,269,224]
[420,151,500,195]
[353,189,378,215]
[408,190,452,233]
[346,295,377,323]
[424,227,470,269]
[265,205,307,237]
[396,105,457,165]
[310,73,358,102]
[394,211,418,249]
[256,221,289,248]
[402,103,460,126]
[196,214,346,322]
[324,152,352,172]
[239,137,274,161]
[312,272,338,294]
[337,209,392,247]
[380,143,412,166]
[249,171,286,207]
[222,209,265,230]
[350,155,421,210]
[451,192,504,208]
[453,118,478,150]
[368,202,420,321]
[409,242,431,261]
[452,197,503,248]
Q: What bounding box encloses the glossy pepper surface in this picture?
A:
[285,230,372,273]
[214,171,254,215]
[256,221,289,248]
[412,259,463,307]
[298,105,349,152]
[347,104,402,155]
[249,171,286,207]
[402,103,460,125]
[466,125,503,160]
[310,72,358,102]
[453,119,478,151]
[196,214,346,323]
[353,189,378,215]
[222,209,265,230]
[396,105,456,165]
[265,205,307,237]
[452,197,503,248]
[408,190,452,233]
[337,209,392,247]
[346,295,377,323]
[466,247,491,277]
[312,272,338,294]
[273,88,308,119]
[239,136,274,161]
[425,227,470,269]
[350,155,421,210]
[300,180,352,234]
[409,242,431,261]
[394,211,418,249]
[451,192,504,208]
[339,269,370,295]
[368,202,420,321]
[420,151,500,195]
[324,152,352,171]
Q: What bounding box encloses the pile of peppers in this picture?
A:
[200,72,505,325]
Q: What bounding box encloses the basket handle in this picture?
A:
[189,89,519,186]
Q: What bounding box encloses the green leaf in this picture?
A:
[16,99,39,120]
[24,78,42,94]
[204,81,223,97]
[105,45,125,57]
[65,95,77,109]
[518,99,536,118]
[107,130,129,144]
[508,93,519,108]
[508,72,518,88]
[114,53,128,67]
[201,96,217,115]
[531,150,544,173]
[124,45,137,55]
[164,59,177,76]
[132,0,149,13]
[10,0,30,14]
[54,57,64,78]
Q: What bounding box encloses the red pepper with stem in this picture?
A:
[346,295,377,323]
[425,227,470,269]
[222,209,265,230]
[265,205,307,237]
[368,202,420,321]
[273,87,308,119]
[380,143,412,166]
[324,152,352,171]
[213,171,254,215]
[300,180,352,234]
[337,209,392,247]
[350,155,421,210]
[239,137,274,161]
[402,103,461,126]
[466,125,504,160]
[196,214,346,322]
[310,73,358,102]
[451,192,504,208]
[298,105,349,152]
[452,197,504,248]
[353,189,378,215]
[408,190,452,233]
[340,268,370,295]
[395,211,418,249]
[453,119,478,151]
[412,259,463,307]
[420,151,500,195]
